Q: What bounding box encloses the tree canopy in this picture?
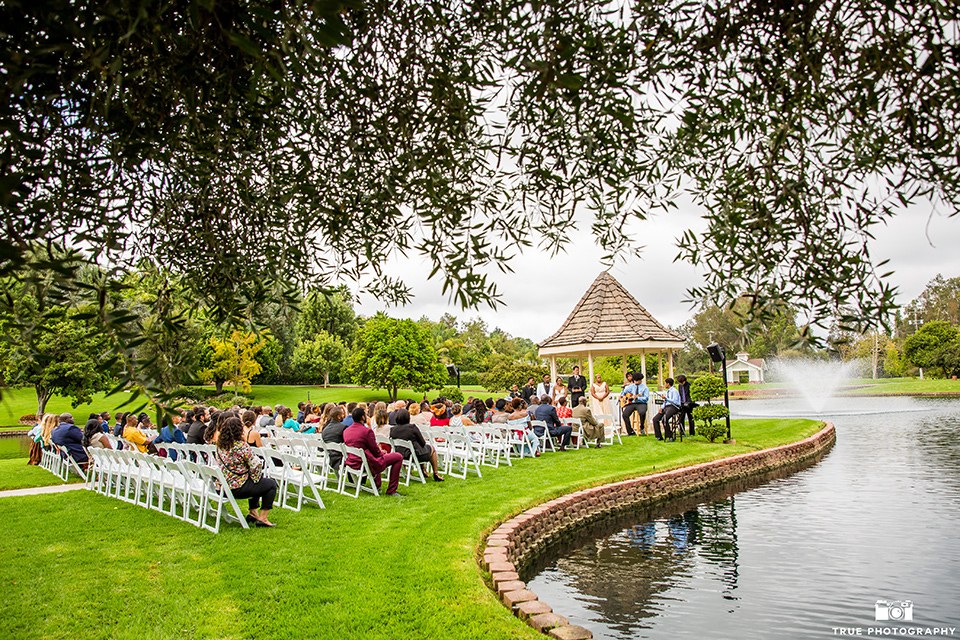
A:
[4,0,960,403]
[349,315,447,401]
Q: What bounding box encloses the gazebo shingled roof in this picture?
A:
[539,271,684,351]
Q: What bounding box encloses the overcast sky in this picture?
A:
[354,200,960,343]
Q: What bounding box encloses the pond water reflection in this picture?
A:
[522,397,960,639]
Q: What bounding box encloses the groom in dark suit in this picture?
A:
[568,366,587,408]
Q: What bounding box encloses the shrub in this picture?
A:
[441,386,464,403]
[690,374,725,402]
[458,371,480,386]
[478,362,548,392]
[206,394,254,409]
[169,386,220,400]
[692,404,729,441]
[19,414,38,425]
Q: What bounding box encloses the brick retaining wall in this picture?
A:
[479,422,837,639]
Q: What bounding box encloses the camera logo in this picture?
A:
[875,600,914,621]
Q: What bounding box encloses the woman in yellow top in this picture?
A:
[123,414,156,453]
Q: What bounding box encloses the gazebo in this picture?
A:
[537,271,686,389]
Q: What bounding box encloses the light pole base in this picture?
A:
[723,438,736,445]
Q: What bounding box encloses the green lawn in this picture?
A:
[0,459,81,491]
[0,385,506,427]
[0,418,823,640]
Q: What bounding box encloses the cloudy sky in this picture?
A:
[354,200,960,343]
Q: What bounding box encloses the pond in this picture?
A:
[521,396,960,638]
[0,434,31,460]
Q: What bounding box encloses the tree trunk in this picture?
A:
[36,387,51,416]
[215,378,224,393]
[390,384,398,402]
[323,370,329,388]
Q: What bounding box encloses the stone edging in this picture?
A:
[479,422,837,639]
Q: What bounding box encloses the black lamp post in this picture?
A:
[706,343,733,443]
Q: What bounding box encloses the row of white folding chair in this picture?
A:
[424,428,482,480]
[86,448,249,533]
[249,447,325,511]
[39,444,68,480]
[165,442,217,464]
[261,437,377,498]
[374,435,427,486]
[469,425,514,468]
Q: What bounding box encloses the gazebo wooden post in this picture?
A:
[550,356,557,384]
[668,349,675,379]
[639,351,648,432]
[658,351,664,390]
[621,355,628,383]
[587,352,594,386]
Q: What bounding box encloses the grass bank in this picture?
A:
[0,418,823,640]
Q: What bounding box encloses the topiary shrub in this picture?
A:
[690,375,725,402]
[690,374,729,441]
[441,385,464,403]
[206,394,254,409]
[692,405,729,441]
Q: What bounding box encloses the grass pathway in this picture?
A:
[0,419,824,640]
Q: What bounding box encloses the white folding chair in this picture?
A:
[338,444,379,497]
[277,452,325,511]
[195,463,251,533]
[445,432,482,480]
[562,417,585,449]
[530,420,556,453]
[389,437,427,486]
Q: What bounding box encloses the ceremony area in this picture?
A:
[0,418,821,639]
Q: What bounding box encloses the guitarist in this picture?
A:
[620,372,649,436]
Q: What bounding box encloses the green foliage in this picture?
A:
[349,315,447,401]
[251,332,284,384]
[932,340,960,379]
[296,287,358,347]
[459,371,480,386]
[205,394,254,410]
[479,362,549,392]
[694,411,730,442]
[291,332,348,387]
[197,331,264,396]
[690,375,725,403]
[441,386,464,404]
[903,321,960,376]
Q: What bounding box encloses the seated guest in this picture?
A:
[492,399,510,423]
[449,404,475,428]
[507,398,539,457]
[213,417,278,527]
[527,395,540,419]
[157,413,187,457]
[321,404,348,470]
[572,397,604,448]
[180,410,195,436]
[277,406,298,430]
[343,407,405,496]
[296,401,306,424]
[241,410,263,447]
[343,402,358,426]
[38,412,58,447]
[390,409,444,482]
[122,414,156,453]
[83,418,113,450]
[256,406,274,429]
[533,395,573,452]
[51,413,89,466]
[373,409,392,438]
[114,412,129,438]
[556,396,573,419]
[409,402,431,427]
[470,399,488,424]
[429,403,450,427]
[205,411,225,443]
[186,407,208,444]
[299,405,321,434]
[99,412,111,433]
